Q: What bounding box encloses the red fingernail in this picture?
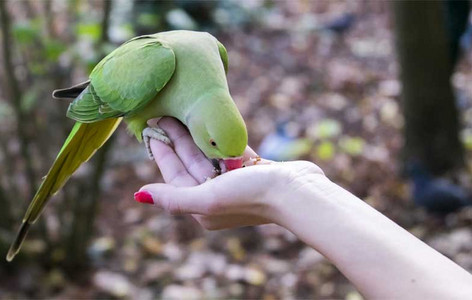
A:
[134,191,154,204]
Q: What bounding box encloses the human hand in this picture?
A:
[135,117,328,230]
[135,118,472,299]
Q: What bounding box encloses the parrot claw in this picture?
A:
[142,126,172,160]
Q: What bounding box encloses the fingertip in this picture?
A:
[243,146,258,161]
[242,156,274,167]
[157,117,187,132]
[135,184,166,209]
[134,190,154,205]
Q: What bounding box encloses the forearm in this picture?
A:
[273,175,472,299]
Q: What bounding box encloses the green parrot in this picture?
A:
[7,30,248,261]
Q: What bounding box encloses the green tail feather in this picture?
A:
[6,222,30,262]
[6,118,122,261]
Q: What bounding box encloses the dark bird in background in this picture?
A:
[406,161,472,214]
[320,13,356,35]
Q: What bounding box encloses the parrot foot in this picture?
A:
[142,126,172,160]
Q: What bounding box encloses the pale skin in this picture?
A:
[137,117,472,299]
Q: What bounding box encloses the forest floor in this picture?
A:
[3,1,472,299]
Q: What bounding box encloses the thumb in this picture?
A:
[134,183,216,215]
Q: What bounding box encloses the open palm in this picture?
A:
[141,117,325,230]
[147,117,271,229]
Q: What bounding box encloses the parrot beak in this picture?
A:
[223,157,243,171]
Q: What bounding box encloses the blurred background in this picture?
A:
[0,0,472,298]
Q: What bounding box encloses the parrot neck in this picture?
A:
[185,99,207,128]
[183,89,229,125]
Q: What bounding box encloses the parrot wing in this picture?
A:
[67,35,176,122]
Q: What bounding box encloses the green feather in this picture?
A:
[67,36,176,122]
[8,30,247,261]
[7,118,122,261]
[217,40,228,74]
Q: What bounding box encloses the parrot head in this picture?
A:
[186,94,248,171]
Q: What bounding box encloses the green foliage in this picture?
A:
[287,139,312,159]
[316,141,335,161]
[0,101,14,124]
[12,20,40,45]
[44,39,66,61]
[137,13,162,28]
[339,136,365,156]
[77,23,102,41]
[30,62,48,75]
[21,90,38,113]
[461,129,472,150]
[311,119,342,139]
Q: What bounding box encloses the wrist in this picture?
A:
[270,172,344,231]
[271,173,368,258]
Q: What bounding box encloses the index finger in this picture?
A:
[158,117,215,183]
[150,138,198,187]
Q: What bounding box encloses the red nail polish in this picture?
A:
[134,191,154,204]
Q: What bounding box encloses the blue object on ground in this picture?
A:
[460,21,472,52]
[258,122,311,161]
[407,161,472,214]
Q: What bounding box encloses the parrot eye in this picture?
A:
[210,139,217,147]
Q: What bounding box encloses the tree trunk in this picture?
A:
[393,0,463,175]
[0,0,37,197]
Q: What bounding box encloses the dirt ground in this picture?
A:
[2,1,472,299]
